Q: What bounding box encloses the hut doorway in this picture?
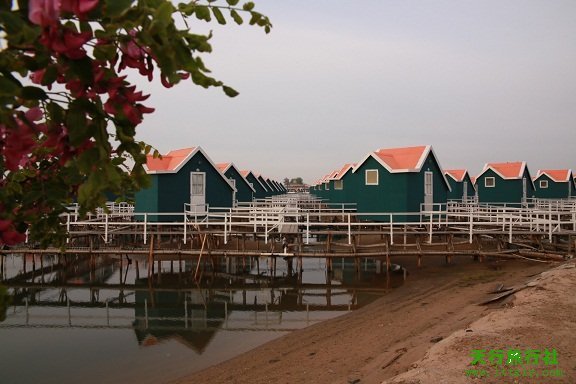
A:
[424,171,433,211]
[190,172,206,214]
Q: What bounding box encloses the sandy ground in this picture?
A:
[172,258,576,384]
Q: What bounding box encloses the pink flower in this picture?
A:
[29,0,60,26]
[60,0,99,19]
[29,0,99,25]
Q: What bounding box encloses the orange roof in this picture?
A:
[536,169,572,182]
[484,162,525,179]
[146,147,196,172]
[216,163,231,173]
[240,170,251,177]
[335,163,355,180]
[445,169,467,182]
[374,145,428,171]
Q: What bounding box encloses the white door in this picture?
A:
[190,172,206,214]
[522,177,527,205]
[229,178,236,206]
[424,171,433,211]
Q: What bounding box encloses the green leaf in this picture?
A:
[242,2,255,11]
[21,86,48,101]
[222,85,239,97]
[211,6,226,25]
[0,74,21,97]
[154,1,174,26]
[226,0,239,5]
[195,5,211,22]
[104,0,134,18]
[66,101,89,146]
[230,9,243,25]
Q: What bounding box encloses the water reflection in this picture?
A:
[0,253,402,383]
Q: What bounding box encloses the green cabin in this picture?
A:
[216,162,256,204]
[475,162,535,206]
[265,178,280,196]
[533,169,575,199]
[340,145,450,221]
[135,147,235,220]
[444,169,476,201]
[326,164,355,206]
[242,171,268,200]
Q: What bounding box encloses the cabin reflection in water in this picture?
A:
[131,256,401,353]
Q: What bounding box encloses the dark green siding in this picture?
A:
[135,151,233,219]
[346,153,448,221]
[477,169,535,205]
[446,174,474,201]
[534,174,574,199]
[224,167,254,202]
[246,173,267,199]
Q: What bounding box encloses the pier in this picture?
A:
[2,194,575,283]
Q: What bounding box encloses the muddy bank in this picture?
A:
[172,257,558,384]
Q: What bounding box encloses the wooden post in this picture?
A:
[416,236,422,268]
[147,235,154,280]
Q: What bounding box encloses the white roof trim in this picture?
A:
[224,163,256,193]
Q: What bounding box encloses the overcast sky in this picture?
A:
[135,0,576,183]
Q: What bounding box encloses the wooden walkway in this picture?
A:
[2,195,575,272]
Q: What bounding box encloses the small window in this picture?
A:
[334,180,343,190]
[365,169,379,185]
[324,183,329,190]
[540,180,548,189]
[485,177,495,188]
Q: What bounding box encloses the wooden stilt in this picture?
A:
[416,236,422,268]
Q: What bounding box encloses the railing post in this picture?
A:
[224,212,228,245]
[347,213,351,245]
[265,212,268,244]
[509,215,513,243]
[469,211,473,244]
[104,214,109,243]
[390,214,394,245]
[183,214,187,245]
[66,214,71,244]
[306,212,310,245]
[429,211,433,243]
[143,213,148,245]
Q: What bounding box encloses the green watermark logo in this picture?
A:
[465,349,564,379]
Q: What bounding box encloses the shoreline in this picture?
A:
[171,257,566,384]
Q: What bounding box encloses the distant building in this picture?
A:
[135,147,235,219]
[475,162,535,205]
[216,163,256,204]
[533,169,575,199]
[444,169,476,201]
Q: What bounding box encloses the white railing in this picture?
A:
[43,196,576,249]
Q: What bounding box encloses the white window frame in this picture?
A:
[539,180,548,189]
[365,169,379,185]
[324,182,329,190]
[334,180,343,190]
[485,177,495,188]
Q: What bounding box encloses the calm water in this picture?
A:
[0,254,398,384]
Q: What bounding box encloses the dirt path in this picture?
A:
[172,258,563,384]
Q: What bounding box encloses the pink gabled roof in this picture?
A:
[327,169,340,180]
[535,169,572,183]
[146,147,197,172]
[444,169,467,182]
[240,170,251,177]
[470,176,477,185]
[481,162,526,179]
[336,163,355,180]
[373,145,429,171]
[216,162,231,173]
